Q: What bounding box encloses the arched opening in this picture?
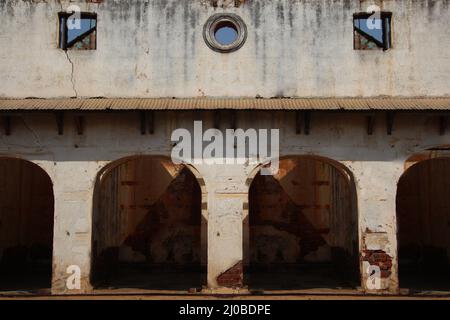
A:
[91,156,205,292]
[0,158,54,292]
[245,157,359,291]
[397,157,450,292]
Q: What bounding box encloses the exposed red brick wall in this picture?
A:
[216,261,243,287]
[362,250,392,278]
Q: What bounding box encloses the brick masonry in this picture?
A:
[362,250,393,278]
[216,261,243,287]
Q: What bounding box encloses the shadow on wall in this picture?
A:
[91,156,205,291]
[245,157,360,291]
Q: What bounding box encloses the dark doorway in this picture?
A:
[397,158,450,293]
[91,157,204,292]
[0,158,54,292]
[246,157,359,291]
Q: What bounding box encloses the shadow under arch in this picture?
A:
[90,155,207,292]
[243,155,360,291]
[396,146,450,293]
[0,156,54,293]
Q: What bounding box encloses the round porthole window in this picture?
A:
[203,13,247,53]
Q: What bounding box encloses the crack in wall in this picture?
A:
[20,117,43,147]
[57,0,78,98]
[65,51,78,98]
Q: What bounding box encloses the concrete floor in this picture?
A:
[92,264,205,291]
[399,268,450,293]
[0,266,51,293]
[1,264,449,299]
[1,286,449,299]
[245,264,358,291]
[0,293,449,300]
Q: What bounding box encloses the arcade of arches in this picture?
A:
[0,153,448,295]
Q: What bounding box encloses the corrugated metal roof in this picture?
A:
[0,97,449,111]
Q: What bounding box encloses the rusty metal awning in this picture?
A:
[0,97,450,111]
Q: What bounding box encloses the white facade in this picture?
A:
[0,0,449,296]
[1,0,450,99]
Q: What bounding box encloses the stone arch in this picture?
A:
[0,156,54,292]
[243,155,360,291]
[90,155,207,292]
[396,145,450,293]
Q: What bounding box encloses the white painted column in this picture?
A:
[347,160,403,294]
[50,161,103,294]
[198,164,247,292]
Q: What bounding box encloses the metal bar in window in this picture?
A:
[61,16,69,50]
[354,26,385,49]
[382,17,389,50]
[66,27,96,49]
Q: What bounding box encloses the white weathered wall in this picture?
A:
[0,0,449,99]
[0,111,448,294]
[1,0,449,295]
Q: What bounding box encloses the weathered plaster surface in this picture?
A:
[0,0,449,98]
[0,0,449,295]
[0,111,448,294]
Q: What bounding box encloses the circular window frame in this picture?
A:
[203,13,247,53]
